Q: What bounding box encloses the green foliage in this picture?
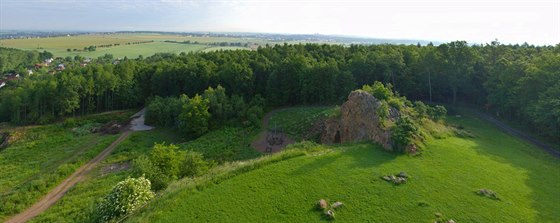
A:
[181,127,260,162]
[180,151,210,178]
[95,176,155,222]
[132,155,170,191]
[361,81,394,101]
[145,96,183,127]
[132,143,184,191]
[391,116,419,152]
[127,115,560,222]
[413,101,428,118]
[428,105,447,120]
[268,107,336,141]
[0,124,118,219]
[178,94,211,137]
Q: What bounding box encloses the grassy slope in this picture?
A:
[0,125,118,220]
[127,112,559,223]
[30,127,262,222]
[267,106,334,141]
[29,129,183,223]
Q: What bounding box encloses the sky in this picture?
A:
[1,0,559,45]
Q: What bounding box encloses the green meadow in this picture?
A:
[126,111,560,223]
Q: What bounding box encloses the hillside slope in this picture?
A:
[127,113,559,223]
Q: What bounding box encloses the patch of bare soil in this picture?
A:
[101,162,131,176]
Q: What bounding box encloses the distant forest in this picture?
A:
[0,41,558,139]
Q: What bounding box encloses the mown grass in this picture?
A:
[29,128,183,223]
[267,106,335,141]
[126,112,560,223]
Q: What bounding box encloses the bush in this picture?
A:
[63,118,78,128]
[428,105,447,120]
[132,155,171,191]
[391,116,418,153]
[361,81,393,101]
[388,98,404,110]
[413,101,428,118]
[180,151,210,178]
[96,176,155,222]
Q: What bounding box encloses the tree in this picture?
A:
[178,94,211,137]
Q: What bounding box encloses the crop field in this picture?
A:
[126,111,560,223]
[0,33,255,58]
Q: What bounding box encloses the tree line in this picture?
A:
[0,41,558,139]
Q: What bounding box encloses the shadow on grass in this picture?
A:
[448,110,560,222]
[289,142,399,177]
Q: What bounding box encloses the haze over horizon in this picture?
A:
[1,0,559,45]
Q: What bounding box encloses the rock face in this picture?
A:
[320,90,398,150]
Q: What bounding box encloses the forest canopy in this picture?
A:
[0,41,558,139]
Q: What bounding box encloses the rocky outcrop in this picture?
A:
[319,90,399,151]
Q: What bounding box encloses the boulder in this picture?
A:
[319,90,398,150]
[331,201,343,209]
[318,199,328,209]
[325,209,335,219]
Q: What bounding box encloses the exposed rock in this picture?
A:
[318,199,328,210]
[0,132,10,150]
[319,90,399,150]
[325,209,335,219]
[331,201,343,209]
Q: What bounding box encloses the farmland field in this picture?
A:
[126,110,560,223]
[0,33,255,58]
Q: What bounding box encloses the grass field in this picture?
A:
[29,129,183,223]
[126,111,560,223]
[29,126,262,222]
[0,33,257,58]
[268,106,336,140]
[0,125,118,220]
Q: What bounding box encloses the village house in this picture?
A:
[55,63,65,71]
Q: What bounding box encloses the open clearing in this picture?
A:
[127,111,559,223]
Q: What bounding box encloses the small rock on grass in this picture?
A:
[331,201,343,209]
[318,199,328,209]
[325,209,335,219]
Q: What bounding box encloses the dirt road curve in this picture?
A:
[5,131,131,223]
[473,111,560,158]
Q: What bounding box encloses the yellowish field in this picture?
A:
[0,33,255,58]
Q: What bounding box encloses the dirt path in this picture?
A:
[473,111,560,158]
[6,131,131,223]
[251,108,295,153]
[6,108,152,223]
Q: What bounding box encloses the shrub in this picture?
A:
[361,81,393,101]
[413,101,428,118]
[63,118,77,128]
[376,101,389,120]
[132,155,171,191]
[180,151,210,178]
[391,116,418,153]
[149,143,182,177]
[96,176,155,222]
[388,98,404,110]
[428,105,447,120]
